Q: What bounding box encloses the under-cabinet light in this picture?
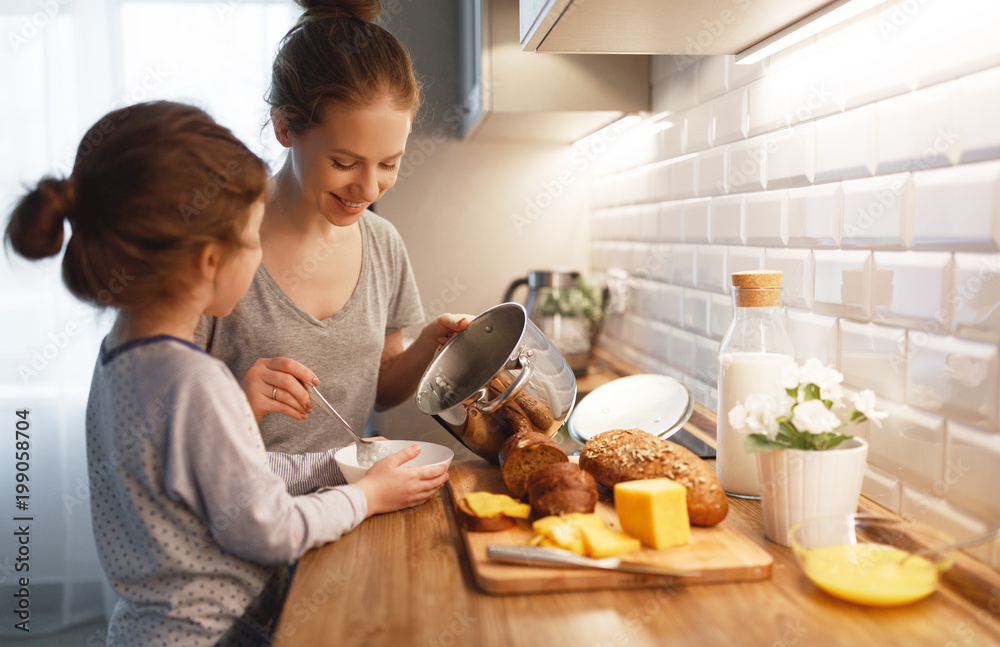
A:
[572,113,643,150]
[736,0,891,65]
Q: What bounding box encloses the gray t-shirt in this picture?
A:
[196,210,425,454]
[87,335,367,645]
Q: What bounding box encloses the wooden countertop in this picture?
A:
[272,402,1000,646]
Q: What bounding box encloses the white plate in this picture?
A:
[567,374,694,445]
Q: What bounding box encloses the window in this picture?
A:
[0,1,297,634]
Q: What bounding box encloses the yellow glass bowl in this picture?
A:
[789,514,957,607]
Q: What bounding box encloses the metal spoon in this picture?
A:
[307,384,390,467]
[899,529,998,565]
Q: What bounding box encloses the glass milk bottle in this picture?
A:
[716,270,794,498]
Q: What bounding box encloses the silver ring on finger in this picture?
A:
[271,387,277,400]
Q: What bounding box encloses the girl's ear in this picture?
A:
[271,109,293,148]
[197,242,222,282]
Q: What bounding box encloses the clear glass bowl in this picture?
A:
[789,514,957,606]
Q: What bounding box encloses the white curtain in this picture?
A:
[0,0,297,635]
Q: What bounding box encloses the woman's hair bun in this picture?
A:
[294,0,381,23]
[4,176,75,260]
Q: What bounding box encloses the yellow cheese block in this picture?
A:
[579,524,641,558]
[614,478,691,550]
[464,492,531,519]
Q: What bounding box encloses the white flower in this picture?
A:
[799,358,845,405]
[791,399,842,434]
[777,361,802,391]
[852,389,888,428]
[729,393,786,439]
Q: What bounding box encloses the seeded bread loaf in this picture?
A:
[498,430,568,499]
[526,462,599,517]
[579,428,728,527]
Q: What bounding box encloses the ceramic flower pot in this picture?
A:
[755,437,869,547]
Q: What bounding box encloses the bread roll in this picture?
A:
[489,374,557,432]
[579,428,728,527]
[527,462,598,517]
[498,430,568,499]
[500,402,534,437]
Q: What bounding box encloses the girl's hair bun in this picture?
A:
[4,176,75,260]
[294,0,381,23]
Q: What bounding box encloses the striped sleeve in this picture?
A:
[267,451,348,495]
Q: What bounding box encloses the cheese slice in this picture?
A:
[464,492,531,519]
[579,524,641,558]
[531,513,606,555]
[614,478,691,550]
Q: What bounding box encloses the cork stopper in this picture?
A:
[732,270,783,307]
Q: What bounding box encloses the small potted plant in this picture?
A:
[727,359,888,546]
[535,275,607,376]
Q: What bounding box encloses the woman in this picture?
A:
[197,0,468,493]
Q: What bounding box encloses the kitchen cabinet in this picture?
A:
[520,0,835,54]
[458,0,649,144]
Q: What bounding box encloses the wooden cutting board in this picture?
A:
[447,460,773,595]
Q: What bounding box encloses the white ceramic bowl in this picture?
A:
[334,440,454,484]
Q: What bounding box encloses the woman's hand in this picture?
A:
[240,357,319,424]
[374,314,473,409]
[355,444,450,516]
[425,313,472,349]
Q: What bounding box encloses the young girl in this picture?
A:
[195,0,469,494]
[5,100,449,645]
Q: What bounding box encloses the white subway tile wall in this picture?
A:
[589,0,1000,565]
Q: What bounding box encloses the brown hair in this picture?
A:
[267,0,421,134]
[4,101,268,310]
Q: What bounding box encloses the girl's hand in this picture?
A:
[240,357,319,424]
[426,313,472,348]
[355,444,450,517]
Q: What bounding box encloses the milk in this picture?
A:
[716,351,795,498]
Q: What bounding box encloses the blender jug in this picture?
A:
[502,270,601,377]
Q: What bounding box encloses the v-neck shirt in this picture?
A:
[196,210,425,454]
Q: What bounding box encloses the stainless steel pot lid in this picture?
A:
[567,374,694,446]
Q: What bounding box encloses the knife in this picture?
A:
[486,545,702,578]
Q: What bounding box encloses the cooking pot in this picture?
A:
[414,302,577,463]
